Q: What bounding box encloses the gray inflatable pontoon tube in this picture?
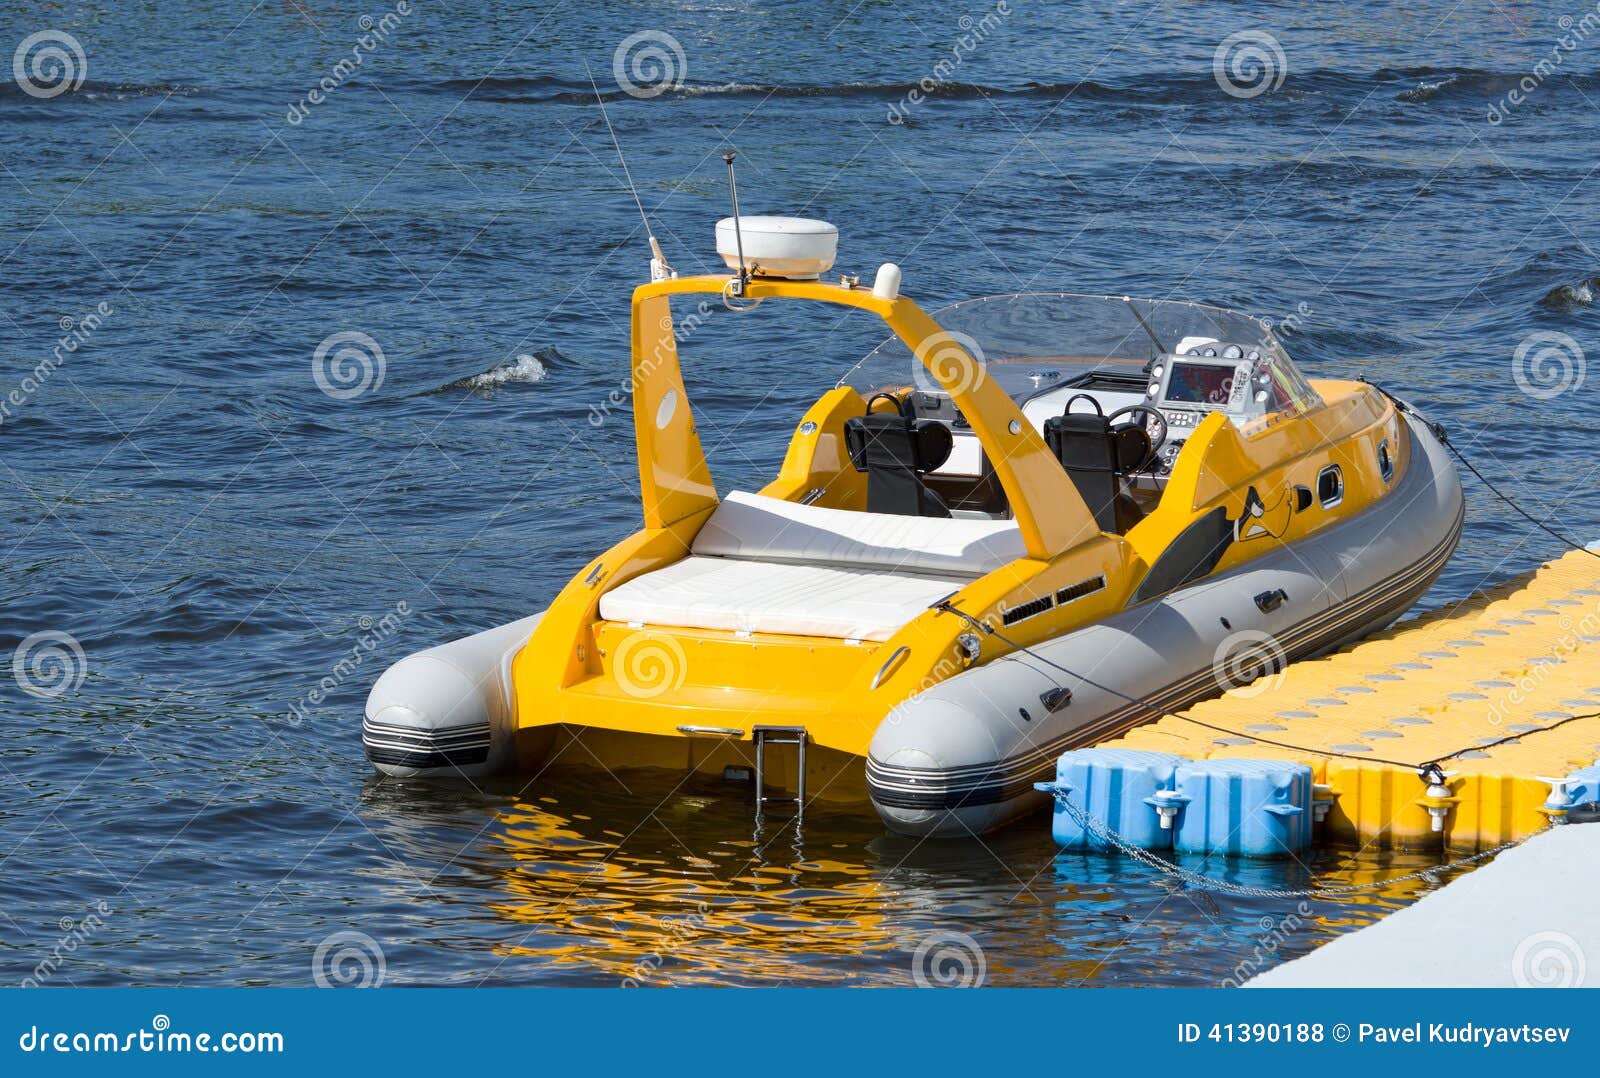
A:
[866,411,1463,836]
[362,613,541,778]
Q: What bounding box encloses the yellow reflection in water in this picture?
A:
[362,768,1467,987]
[485,796,901,986]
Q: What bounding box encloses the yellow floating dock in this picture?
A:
[1098,549,1600,852]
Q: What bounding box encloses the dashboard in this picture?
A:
[1141,342,1276,470]
[922,340,1275,479]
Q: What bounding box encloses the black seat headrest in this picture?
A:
[1043,394,1150,476]
[1050,412,1112,437]
[1045,394,1112,453]
[844,395,953,474]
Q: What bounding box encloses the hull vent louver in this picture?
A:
[1001,594,1054,626]
[1056,575,1107,605]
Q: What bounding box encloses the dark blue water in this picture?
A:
[2,1,1596,986]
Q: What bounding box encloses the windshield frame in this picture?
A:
[838,291,1320,420]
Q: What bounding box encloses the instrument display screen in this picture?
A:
[1164,361,1237,407]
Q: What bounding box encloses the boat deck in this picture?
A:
[1096,549,1600,851]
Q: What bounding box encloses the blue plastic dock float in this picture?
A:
[1035,748,1183,851]
[1561,765,1600,810]
[1172,757,1313,858]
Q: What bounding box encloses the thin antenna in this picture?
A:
[722,151,747,295]
[587,65,674,282]
[1123,296,1168,357]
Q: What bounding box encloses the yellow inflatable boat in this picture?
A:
[364,216,1462,837]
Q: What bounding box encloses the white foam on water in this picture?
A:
[455,353,548,390]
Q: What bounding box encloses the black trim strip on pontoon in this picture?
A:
[362,717,493,769]
[365,744,491,768]
[867,496,1464,810]
[868,496,1462,793]
[361,730,491,752]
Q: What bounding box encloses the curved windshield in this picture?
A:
[839,293,1321,419]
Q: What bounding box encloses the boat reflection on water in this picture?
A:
[357,768,1453,987]
[488,800,900,987]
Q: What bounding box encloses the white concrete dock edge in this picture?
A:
[1248,823,1598,987]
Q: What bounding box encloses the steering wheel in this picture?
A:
[1106,404,1168,472]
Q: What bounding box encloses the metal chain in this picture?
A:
[1050,790,1532,899]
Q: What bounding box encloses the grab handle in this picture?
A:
[1254,588,1288,613]
[870,646,910,690]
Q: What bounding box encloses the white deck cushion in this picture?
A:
[691,491,1024,575]
[598,557,963,641]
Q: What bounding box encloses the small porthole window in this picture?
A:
[1377,439,1394,482]
[1317,464,1344,508]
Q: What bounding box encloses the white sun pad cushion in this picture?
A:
[598,556,965,641]
[691,491,1024,575]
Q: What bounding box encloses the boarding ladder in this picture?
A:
[752,725,807,820]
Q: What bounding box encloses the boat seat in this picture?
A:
[597,491,1027,641]
[598,557,965,642]
[843,394,953,518]
[1043,395,1148,534]
[690,491,1025,575]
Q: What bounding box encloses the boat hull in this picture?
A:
[364,412,1461,839]
[866,411,1463,836]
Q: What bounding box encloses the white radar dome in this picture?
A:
[715,216,838,279]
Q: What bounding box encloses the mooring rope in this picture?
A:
[935,602,1600,785]
[1362,378,1600,563]
[931,383,1600,895]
